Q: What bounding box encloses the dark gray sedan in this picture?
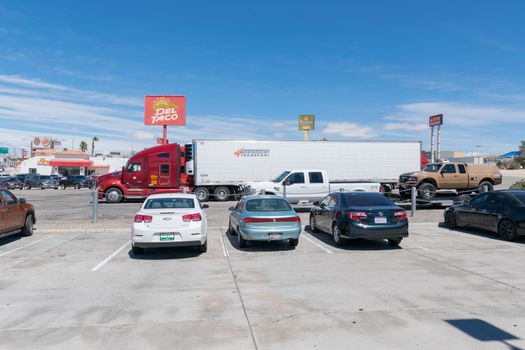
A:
[309,192,409,247]
[444,190,525,241]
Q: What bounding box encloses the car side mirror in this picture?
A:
[202,204,209,209]
[18,198,26,204]
[283,179,292,186]
[320,202,326,207]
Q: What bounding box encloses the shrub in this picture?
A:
[498,159,522,169]
[510,180,525,190]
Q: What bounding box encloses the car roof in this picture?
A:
[242,195,287,200]
[145,193,198,199]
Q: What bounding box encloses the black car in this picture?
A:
[444,190,525,241]
[20,174,43,189]
[0,176,24,190]
[60,175,90,189]
[309,192,409,246]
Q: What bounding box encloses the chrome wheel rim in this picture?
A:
[310,216,315,231]
[195,190,206,201]
[216,189,227,200]
[107,190,119,202]
[333,225,340,243]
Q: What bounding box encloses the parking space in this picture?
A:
[1,191,525,349]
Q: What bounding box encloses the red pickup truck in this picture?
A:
[0,190,35,237]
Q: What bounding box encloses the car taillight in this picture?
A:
[134,215,153,223]
[394,210,408,221]
[347,211,368,222]
[243,217,300,223]
[182,213,202,222]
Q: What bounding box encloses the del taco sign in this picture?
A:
[144,96,186,126]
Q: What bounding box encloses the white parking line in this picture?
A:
[0,239,45,258]
[415,245,431,251]
[302,234,333,254]
[220,234,229,257]
[91,241,130,272]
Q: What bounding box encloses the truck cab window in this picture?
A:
[160,164,170,175]
[458,164,466,174]
[285,172,305,185]
[441,164,456,174]
[309,172,323,184]
[127,162,142,172]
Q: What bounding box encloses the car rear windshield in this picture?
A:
[245,198,292,211]
[342,193,393,206]
[144,198,195,209]
[511,193,525,205]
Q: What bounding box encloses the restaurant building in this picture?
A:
[19,149,128,176]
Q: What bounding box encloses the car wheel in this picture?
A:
[445,211,457,229]
[132,245,144,255]
[309,215,319,233]
[54,187,59,190]
[198,240,208,253]
[40,184,44,190]
[388,238,402,246]
[332,223,344,246]
[105,188,123,203]
[238,231,247,248]
[417,183,436,201]
[62,184,67,189]
[227,220,235,235]
[74,184,80,189]
[498,219,517,241]
[478,181,494,193]
[214,187,230,201]
[289,238,299,249]
[21,215,34,236]
[194,187,210,202]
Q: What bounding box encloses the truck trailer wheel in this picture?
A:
[105,187,123,203]
[478,181,493,193]
[194,187,210,202]
[417,183,436,201]
[214,187,230,201]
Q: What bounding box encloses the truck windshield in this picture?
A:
[423,164,441,172]
[273,171,290,183]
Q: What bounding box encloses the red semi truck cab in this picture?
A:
[98,143,189,203]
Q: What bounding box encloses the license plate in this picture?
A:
[159,233,175,241]
[268,233,283,241]
[374,217,387,224]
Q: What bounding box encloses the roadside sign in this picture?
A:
[298,115,315,131]
[144,96,186,126]
[429,114,443,127]
[0,147,8,154]
[157,138,168,145]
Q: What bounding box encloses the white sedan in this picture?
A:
[131,193,208,254]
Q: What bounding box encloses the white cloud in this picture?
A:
[271,122,285,128]
[322,122,377,138]
[132,131,155,140]
[384,123,427,131]
[273,132,285,138]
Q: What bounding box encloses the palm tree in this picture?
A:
[91,136,99,156]
[79,141,88,153]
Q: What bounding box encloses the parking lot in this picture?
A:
[1,188,525,349]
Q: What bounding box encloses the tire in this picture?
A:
[332,223,344,246]
[444,211,457,229]
[105,187,123,203]
[478,181,494,193]
[289,238,299,249]
[454,194,471,205]
[74,184,80,189]
[388,238,402,246]
[399,189,411,199]
[214,187,230,201]
[194,187,210,202]
[62,184,67,189]
[198,240,208,253]
[309,214,319,233]
[238,231,247,248]
[21,215,34,236]
[228,220,235,235]
[40,184,44,190]
[54,187,59,190]
[132,245,144,255]
[498,219,517,241]
[417,183,436,201]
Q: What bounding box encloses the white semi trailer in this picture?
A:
[184,140,422,201]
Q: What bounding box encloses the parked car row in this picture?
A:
[1,174,96,190]
[130,191,410,254]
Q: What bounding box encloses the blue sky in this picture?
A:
[0,0,524,155]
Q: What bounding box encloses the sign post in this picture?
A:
[428,114,443,162]
[144,96,186,144]
[298,115,315,141]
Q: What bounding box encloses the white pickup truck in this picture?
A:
[244,169,382,204]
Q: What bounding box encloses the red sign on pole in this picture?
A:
[144,96,186,126]
[429,114,443,127]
